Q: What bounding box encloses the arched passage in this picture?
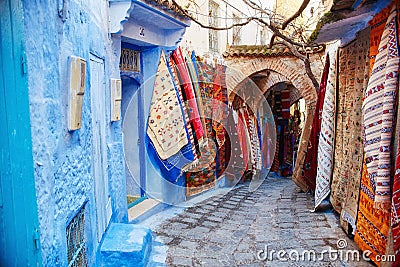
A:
[224,52,324,192]
[249,71,303,106]
[226,57,317,105]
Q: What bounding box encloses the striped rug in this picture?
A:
[355,4,396,265]
[172,47,205,144]
[314,41,340,209]
[362,3,399,210]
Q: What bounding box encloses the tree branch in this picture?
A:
[170,0,254,30]
[275,40,320,91]
[170,0,320,49]
[268,34,277,48]
[169,0,321,92]
[281,0,311,30]
[256,18,319,48]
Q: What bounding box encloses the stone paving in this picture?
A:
[150,177,372,266]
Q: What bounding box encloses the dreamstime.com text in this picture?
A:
[256,239,396,263]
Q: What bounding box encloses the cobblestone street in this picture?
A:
[149,177,372,267]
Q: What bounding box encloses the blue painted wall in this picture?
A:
[21,0,189,263]
[22,0,127,265]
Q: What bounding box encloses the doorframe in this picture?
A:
[121,74,146,198]
[0,0,42,265]
[89,53,112,242]
[120,42,146,198]
[137,78,146,197]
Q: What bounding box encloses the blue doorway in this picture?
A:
[0,0,42,265]
[122,76,146,206]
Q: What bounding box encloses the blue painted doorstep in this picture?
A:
[100,223,153,267]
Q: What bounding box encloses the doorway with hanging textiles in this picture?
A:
[264,82,306,177]
[120,43,146,209]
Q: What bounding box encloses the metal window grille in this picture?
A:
[66,205,87,267]
[120,48,140,72]
[232,15,241,45]
[208,1,219,52]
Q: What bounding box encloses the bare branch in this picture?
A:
[256,18,319,48]
[241,0,271,16]
[170,0,254,30]
[170,0,320,49]
[275,40,320,91]
[268,34,276,48]
[242,0,317,47]
[170,0,323,91]
[281,0,311,30]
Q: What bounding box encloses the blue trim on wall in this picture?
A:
[0,0,42,265]
[132,0,189,28]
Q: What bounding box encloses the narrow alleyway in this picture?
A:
[147,176,372,267]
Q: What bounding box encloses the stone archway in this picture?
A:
[251,71,303,106]
[224,48,324,192]
[226,56,318,105]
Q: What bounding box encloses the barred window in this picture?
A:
[232,14,241,45]
[120,48,140,72]
[66,205,87,267]
[208,1,219,52]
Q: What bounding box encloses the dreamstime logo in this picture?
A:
[256,239,396,263]
[123,63,277,207]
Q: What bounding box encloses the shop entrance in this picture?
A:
[265,83,306,177]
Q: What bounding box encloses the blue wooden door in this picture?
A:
[90,55,112,242]
[0,0,42,266]
[122,78,146,197]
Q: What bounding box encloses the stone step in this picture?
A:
[100,223,152,267]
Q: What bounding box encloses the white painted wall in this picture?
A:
[180,0,331,61]
[180,0,275,62]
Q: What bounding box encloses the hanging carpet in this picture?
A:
[355,4,398,266]
[300,54,330,192]
[224,109,245,182]
[172,47,205,146]
[339,28,370,235]
[314,41,340,209]
[392,89,400,261]
[186,50,208,143]
[167,55,199,162]
[355,162,391,267]
[237,107,250,171]
[185,60,218,196]
[362,3,399,210]
[147,51,189,160]
[146,51,194,183]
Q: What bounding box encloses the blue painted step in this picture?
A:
[100,223,152,267]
